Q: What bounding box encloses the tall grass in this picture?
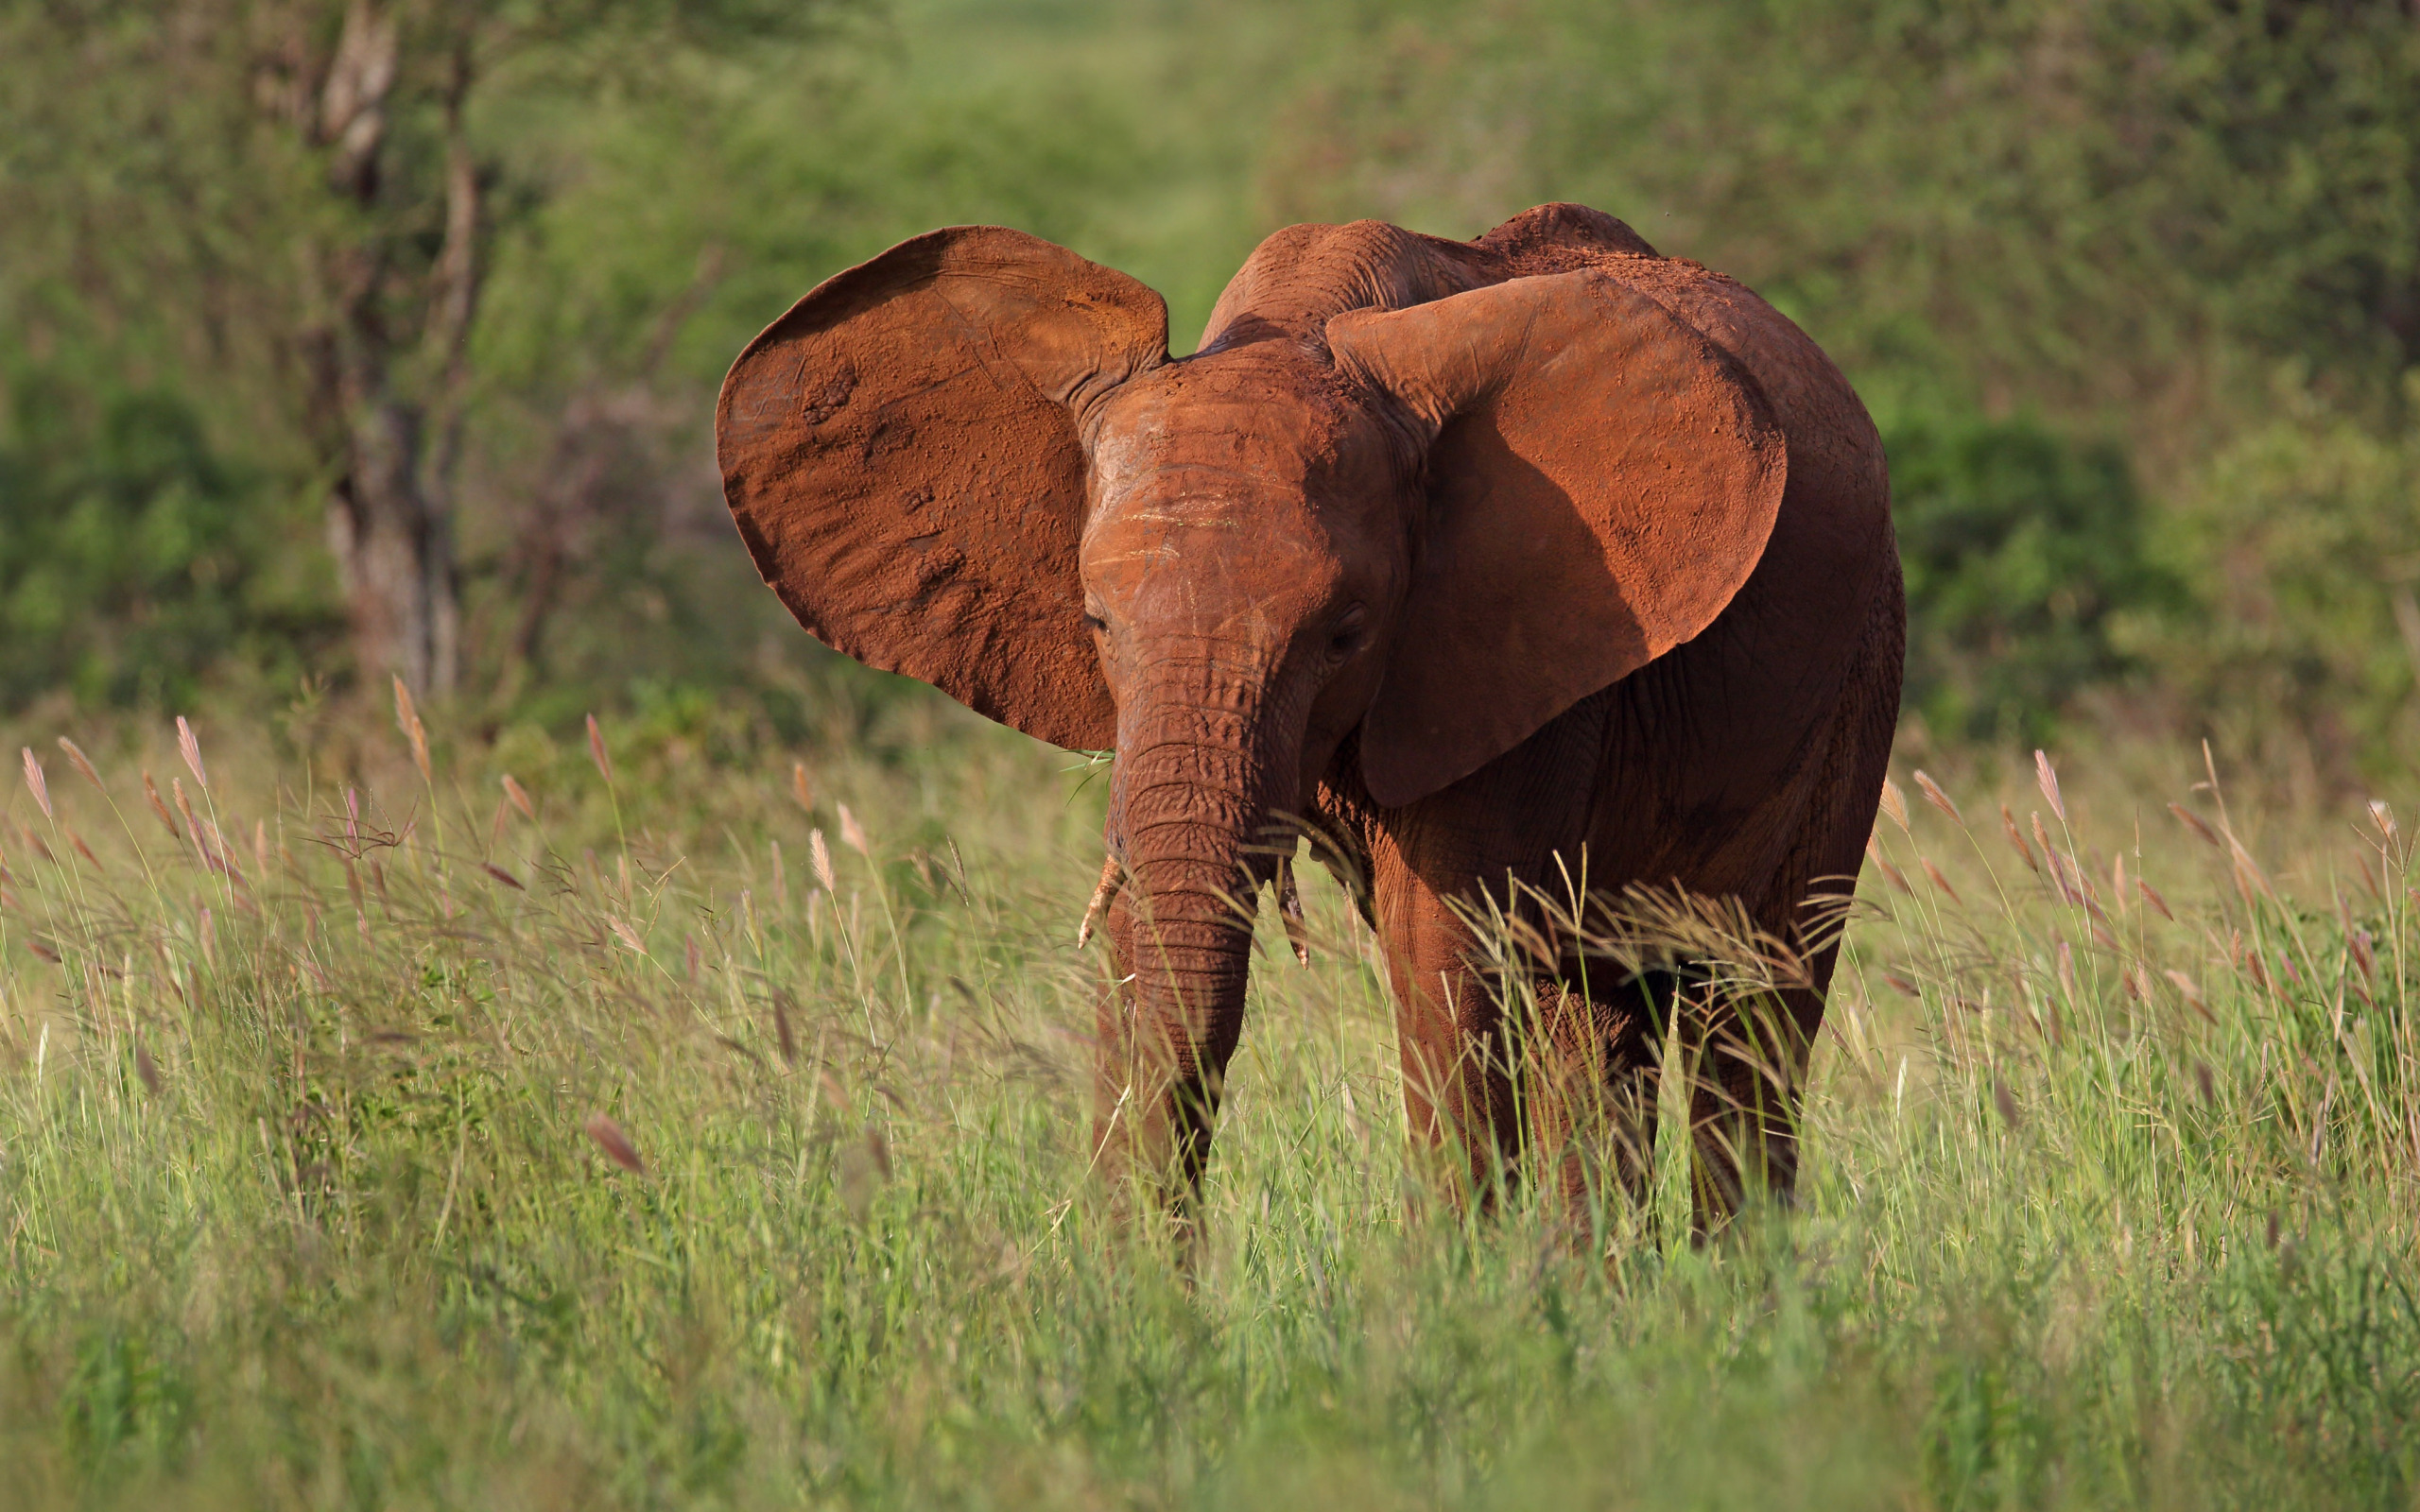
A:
[1,702,2415,1509]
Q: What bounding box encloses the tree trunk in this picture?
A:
[304,0,470,697]
[325,382,458,696]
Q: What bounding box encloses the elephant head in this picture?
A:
[717,206,1788,1205]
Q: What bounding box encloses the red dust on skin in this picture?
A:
[717,203,1903,1234]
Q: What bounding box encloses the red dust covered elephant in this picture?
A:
[716,203,1903,1235]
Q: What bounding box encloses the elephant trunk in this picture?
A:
[1094,649,1293,1209]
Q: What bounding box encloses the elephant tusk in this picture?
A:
[1276,857,1309,968]
[1076,854,1122,949]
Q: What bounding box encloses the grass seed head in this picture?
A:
[2033,749,2065,823]
[502,774,535,822]
[20,748,49,819]
[143,772,182,839]
[2368,799,2396,841]
[584,1112,645,1174]
[1993,1078,2022,1128]
[791,761,814,813]
[2169,801,2221,848]
[176,715,207,790]
[135,1042,162,1097]
[1864,833,1912,895]
[1913,770,1962,827]
[586,714,614,785]
[811,829,837,891]
[2137,877,2174,920]
[838,802,870,856]
[392,676,431,782]
[1879,779,1909,833]
[56,737,104,793]
[2000,804,2039,872]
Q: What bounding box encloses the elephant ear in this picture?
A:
[1327,267,1787,808]
[717,226,1168,752]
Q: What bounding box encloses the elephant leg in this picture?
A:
[1682,984,1816,1228]
[1089,888,1246,1244]
[1688,570,1903,1228]
[1375,878,1521,1206]
[1524,973,1663,1235]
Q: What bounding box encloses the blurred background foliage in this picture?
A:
[4,0,2419,778]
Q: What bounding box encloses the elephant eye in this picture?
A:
[1081,609,1109,634]
[1325,605,1368,659]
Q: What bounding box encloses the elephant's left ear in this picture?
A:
[1328,268,1787,808]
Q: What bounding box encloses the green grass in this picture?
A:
[3,696,2417,1508]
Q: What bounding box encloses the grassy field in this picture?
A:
[2,685,2416,1509]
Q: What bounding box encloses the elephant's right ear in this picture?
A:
[717,227,1168,752]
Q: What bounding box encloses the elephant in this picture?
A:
[717,202,1903,1236]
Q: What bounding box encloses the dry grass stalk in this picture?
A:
[1913,770,1962,826]
[608,916,647,954]
[172,777,199,844]
[811,829,837,891]
[2369,799,2397,841]
[2033,750,2065,823]
[21,748,50,819]
[584,1112,645,1174]
[770,840,786,909]
[176,716,208,790]
[56,738,104,793]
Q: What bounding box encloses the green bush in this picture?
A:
[0,385,338,711]
[1885,409,2176,743]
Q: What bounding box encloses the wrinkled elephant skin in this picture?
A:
[717,203,1904,1233]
